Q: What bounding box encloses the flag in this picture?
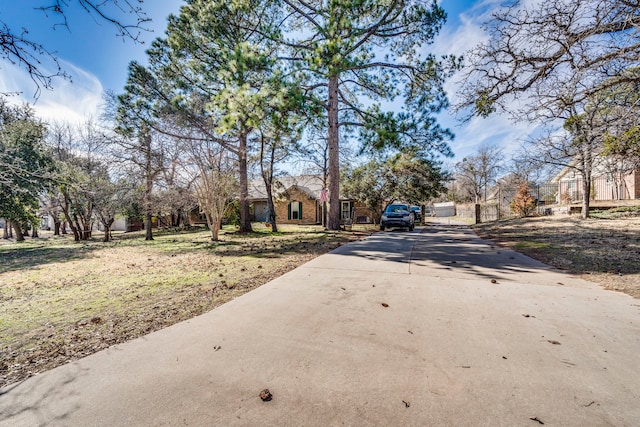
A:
[319,188,328,203]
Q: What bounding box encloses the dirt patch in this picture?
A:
[0,225,375,387]
[472,215,640,299]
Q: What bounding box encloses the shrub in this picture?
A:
[510,183,536,217]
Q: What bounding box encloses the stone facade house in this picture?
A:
[249,175,378,225]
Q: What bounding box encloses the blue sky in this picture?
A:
[0,0,533,162]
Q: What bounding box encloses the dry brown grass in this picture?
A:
[472,213,640,299]
[0,224,376,387]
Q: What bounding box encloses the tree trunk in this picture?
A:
[578,144,593,220]
[327,74,341,230]
[238,132,253,233]
[61,194,80,241]
[13,222,25,242]
[261,135,278,233]
[83,202,93,239]
[73,214,85,240]
[31,227,38,238]
[206,212,220,241]
[102,218,114,242]
[140,128,155,241]
[145,212,153,240]
[581,176,591,219]
[82,224,91,240]
[213,219,222,241]
[265,186,278,233]
[3,220,8,239]
[54,219,61,236]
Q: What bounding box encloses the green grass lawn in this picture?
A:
[0,223,376,386]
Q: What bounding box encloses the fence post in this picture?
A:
[475,203,481,224]
[498,185,502,219]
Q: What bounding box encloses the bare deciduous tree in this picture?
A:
[459,0,640,121]
[1,1,150,94]
[185,141,237,242]
[459,0,640,217]
[455,145,502,203]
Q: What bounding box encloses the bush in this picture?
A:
[223,200,241,226]
[510,183,536,217]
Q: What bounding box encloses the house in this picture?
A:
[248,175,378,225]
[186,206,209,227]
[433,201,456,217]
[552,158,640,203]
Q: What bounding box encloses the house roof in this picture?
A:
[248,175,325,200]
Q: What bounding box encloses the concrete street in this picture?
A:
[1,224,639,426]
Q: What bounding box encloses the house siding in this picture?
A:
[247,177,379,225]
[352,201,377,223]
[557,169,640,202]
[188,209,208,226]
[274,187,319,224]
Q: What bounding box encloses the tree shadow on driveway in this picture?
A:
[329,224,562,285]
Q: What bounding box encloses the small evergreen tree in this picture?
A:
[510,183,536,218]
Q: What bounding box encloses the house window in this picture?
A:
[341,201,351,220]
[288,201,303,220]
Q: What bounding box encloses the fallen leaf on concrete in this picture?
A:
[583,401,596,407]
[259,389,272,402]
[381,303,389,307]
[557,282,565,286]
[407,330,414,334]
[491,279,497,284]
[214,345,222,351]
[502,356,508,360]
[459,365,471,368]
[529,416,544,424]
[547,340,561,345]
[522,314,536,318]
[402,400,410,408]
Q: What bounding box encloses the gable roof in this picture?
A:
[248,175,325,200]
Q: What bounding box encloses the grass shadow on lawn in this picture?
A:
[474,217,640,275]
[0,244,102,274]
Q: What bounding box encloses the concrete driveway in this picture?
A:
[1,224,639,426]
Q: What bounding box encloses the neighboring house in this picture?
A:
[39,214,130,232]
[93,215,132,232]
[248,175,378,225]
[553,158,640,203]
[433,201,456,217]
[187,206,209,227]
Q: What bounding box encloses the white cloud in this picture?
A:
[433,11,488,58]
[449,114,541,158]
[0,60,103,124]
[431,0,556,163]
